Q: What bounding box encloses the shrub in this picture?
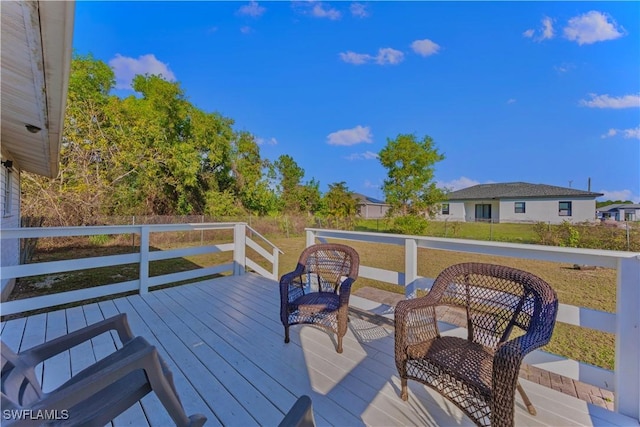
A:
[390,215,429,235]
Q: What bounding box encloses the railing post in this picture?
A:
[139,226,149,294]
[272,248,279,281]
[306,229,316,248]
[233,223,246,276]
[404,238,418,299]
[615,255,640,420]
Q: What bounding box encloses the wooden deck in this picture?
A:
[1,274,635,427]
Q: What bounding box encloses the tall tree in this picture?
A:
[274,154,305,213]
[379,133,445,216]
[322,181,357,219]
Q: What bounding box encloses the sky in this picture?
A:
[72,1,640,203]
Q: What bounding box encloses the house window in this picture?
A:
[559,201,572,216]
[3,167,12,217]
[441,203,450,215]
[514,202,525,214]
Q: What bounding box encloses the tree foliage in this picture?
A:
[379,133,445,217]
[322,181,357,219]
[23,55,444,227]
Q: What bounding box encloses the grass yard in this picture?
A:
[9,232,617,370]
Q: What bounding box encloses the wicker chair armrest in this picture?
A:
[22,314,134,366]
[338,277,355,306]
[394,299,440,359]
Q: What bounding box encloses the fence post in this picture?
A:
[404,238,418,299]
[272,248,279,281]
[233,223,246,276]
[615,255,640,420]
[306,230,316,247]
[139,226,149,294]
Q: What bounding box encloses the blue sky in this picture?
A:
[73,1,640,203]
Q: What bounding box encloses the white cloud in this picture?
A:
[410,39,441,57]
[311,2,341,20]
[109,54,176,90]
[602,126,640,140]
[350,3,369,18]
[256,137,278,146]
[339,51,372,65]
[541,16,554,40]
[339,48,404,65]
[523,16,555,42]
[345,151,379,160]
[563,11,624,45]
[437,176,482,192]
[598,189,640,203]
[327,125,373,146]
[375,48,404,65]
[507,99,516,105]
[238,1,266,17]
[240,26,253,34]
[554,62,575,74]
[580,93,640,109]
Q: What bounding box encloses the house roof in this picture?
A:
[353,193,387,205]
[1,1,75,177]
[446,182,604,201]
[597,203,640,212]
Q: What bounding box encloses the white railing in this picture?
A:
[306,228,640,421]
[0,222,281,316]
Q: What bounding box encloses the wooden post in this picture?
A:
[615,255,640,420]
[272,247,279,280]
[233,223,246,276]
[306,229,316,248]
[404,238,418,299]
[139,226,149,294]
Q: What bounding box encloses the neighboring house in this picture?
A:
[435,182,603,224]
[353,193,390,219]
[597,204,640,222]
[1,1,75,300]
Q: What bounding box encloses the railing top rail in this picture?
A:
[246,225,284,254]
[0,222,241,239]
[306,228,640,260]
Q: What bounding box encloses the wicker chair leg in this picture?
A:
[517,382,536,416]
[400,378,408,401]
[284,326,290,344]
[336,335,343,353]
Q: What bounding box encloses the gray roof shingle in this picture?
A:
[446,182,604,200]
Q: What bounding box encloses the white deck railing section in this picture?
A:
[0,224,638,421]
[0,222,280,315]
[306,228,640,422]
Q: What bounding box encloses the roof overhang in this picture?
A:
[1,0,75,178]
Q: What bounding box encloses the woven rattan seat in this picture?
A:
[395,262,558,427]
[280,243,360,353]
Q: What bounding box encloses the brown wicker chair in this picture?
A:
[394,263,558,427]
[280,243,360,353]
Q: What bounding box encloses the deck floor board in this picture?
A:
[2,274,635,427]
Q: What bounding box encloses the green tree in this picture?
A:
[379,133,445,217]
[230,132,276,215]
[322,181,357,219]
[274,154,305,213]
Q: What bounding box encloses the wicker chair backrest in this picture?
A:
[433,263,556,349]
[299,244,360,293]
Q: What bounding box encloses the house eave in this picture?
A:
[1,1,75,178]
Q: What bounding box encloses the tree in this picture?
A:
[379,133,445,217]
[322,181,357,219]
[274,154,305,213]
